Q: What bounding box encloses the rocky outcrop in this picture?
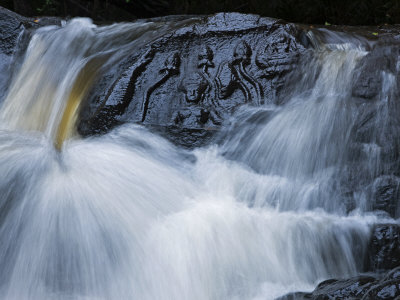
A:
[277,276,378,299]
[76,13,309,147]
[277,271,400,300]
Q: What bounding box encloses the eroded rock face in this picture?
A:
[77,13,308,147]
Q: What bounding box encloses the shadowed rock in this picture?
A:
[367,224,400,272]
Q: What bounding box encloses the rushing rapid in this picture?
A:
[0,18,396,300]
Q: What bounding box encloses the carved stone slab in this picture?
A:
[76,13,308,147]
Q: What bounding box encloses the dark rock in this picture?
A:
[0,6,62,57]
[362,279,400,299]
[369,176,400,217]
[276,276,376,300]
[311,276,377,299]
[276,292,312,300]
[0,6,26,100]
[276,270,400,300]
[352,103,379,144]
[352,43,400,100]
[383,267,400,281]
[0,7,25,56]
[0,7,62,101]
[146,125,217,149]
[367,224,400,272]
[77,13,308,147]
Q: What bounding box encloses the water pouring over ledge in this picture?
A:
[0,18,195,149]
[0,16,398,300]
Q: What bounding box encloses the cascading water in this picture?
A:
[0,18,397,300]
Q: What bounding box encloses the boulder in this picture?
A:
[77,13,309,147]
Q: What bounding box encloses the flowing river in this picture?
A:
[0,18,396,300]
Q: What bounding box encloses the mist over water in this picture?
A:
[0,19,396,300]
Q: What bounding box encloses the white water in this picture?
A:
[0,19,395,300]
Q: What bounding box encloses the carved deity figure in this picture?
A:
[256,26,301,79]
[141,52,181,122]
[215,40,264,105]
[173,70,221,127]
[179,72,208,104]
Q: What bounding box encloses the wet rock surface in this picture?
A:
[367,224,400,272]
[0,7,61,100]
[338,37,400,219]
[0,7,25,99]
[277,272,400,300]
[76,13,308,147]
[352,42,400,101]
[0,7,25,57]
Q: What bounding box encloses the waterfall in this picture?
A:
[0,18,396,300]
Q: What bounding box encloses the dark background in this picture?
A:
[1,0,400,25]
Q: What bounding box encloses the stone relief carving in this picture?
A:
[197,45,217,106]
[179,72,208,104]
[141,52,181,122]
[173,41,271,127]
[216,40,264,105]
[76,14,307,148]
[83,33,301,132]
[82,47,156,132]
[172,45,225,127]
[256,26,302,79]
[173,69,221,127]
